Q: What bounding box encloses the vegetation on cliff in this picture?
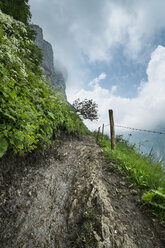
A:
[0,10,86,157]
[0,0,31,25]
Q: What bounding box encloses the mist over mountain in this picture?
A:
[31,24,67,97]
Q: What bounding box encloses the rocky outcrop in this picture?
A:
[31,24,66,97]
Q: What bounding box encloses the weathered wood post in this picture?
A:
[109,109,116,150]
[101,124,104,143]
[96,126,101,144]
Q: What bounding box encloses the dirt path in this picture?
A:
[0,135,164,248]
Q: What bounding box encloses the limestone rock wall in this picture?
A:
[31,24,66,97]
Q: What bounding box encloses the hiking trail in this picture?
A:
[0,135,164,248]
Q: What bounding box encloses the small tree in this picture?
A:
[73,98,98,121]
[0,0,31,25]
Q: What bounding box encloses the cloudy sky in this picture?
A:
[29,0,165,133]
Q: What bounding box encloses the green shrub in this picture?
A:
[0,11,86,157]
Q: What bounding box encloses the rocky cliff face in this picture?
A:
[31,24,66,97]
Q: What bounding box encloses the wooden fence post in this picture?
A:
[101,124,104,143]
[96,126,101,144]
[109,109,116,150]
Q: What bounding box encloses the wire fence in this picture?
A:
[96,109,165,153]
[95,110,165,167]
[103,123,165,135]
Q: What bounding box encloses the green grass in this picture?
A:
[98,134,165,223]
[74,208,101,248]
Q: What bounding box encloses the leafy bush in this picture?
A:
[142,187,165,210]
[0,11,86,157]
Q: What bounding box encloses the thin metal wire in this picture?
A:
[104,124,110,127]
[103,123,165,135]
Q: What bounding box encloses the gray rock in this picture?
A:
[31,24,66,98]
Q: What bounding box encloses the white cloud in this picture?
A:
[88,73,107,87]
[29,1,165,135]
[29,0,165,91]
[68,46,165,132]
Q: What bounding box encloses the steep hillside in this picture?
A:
[0,10,85,158]
[0,135,164,247]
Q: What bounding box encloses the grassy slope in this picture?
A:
[98,134,165,223]
[0,10,86,157]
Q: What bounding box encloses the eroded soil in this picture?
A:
[0,135,164,247]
